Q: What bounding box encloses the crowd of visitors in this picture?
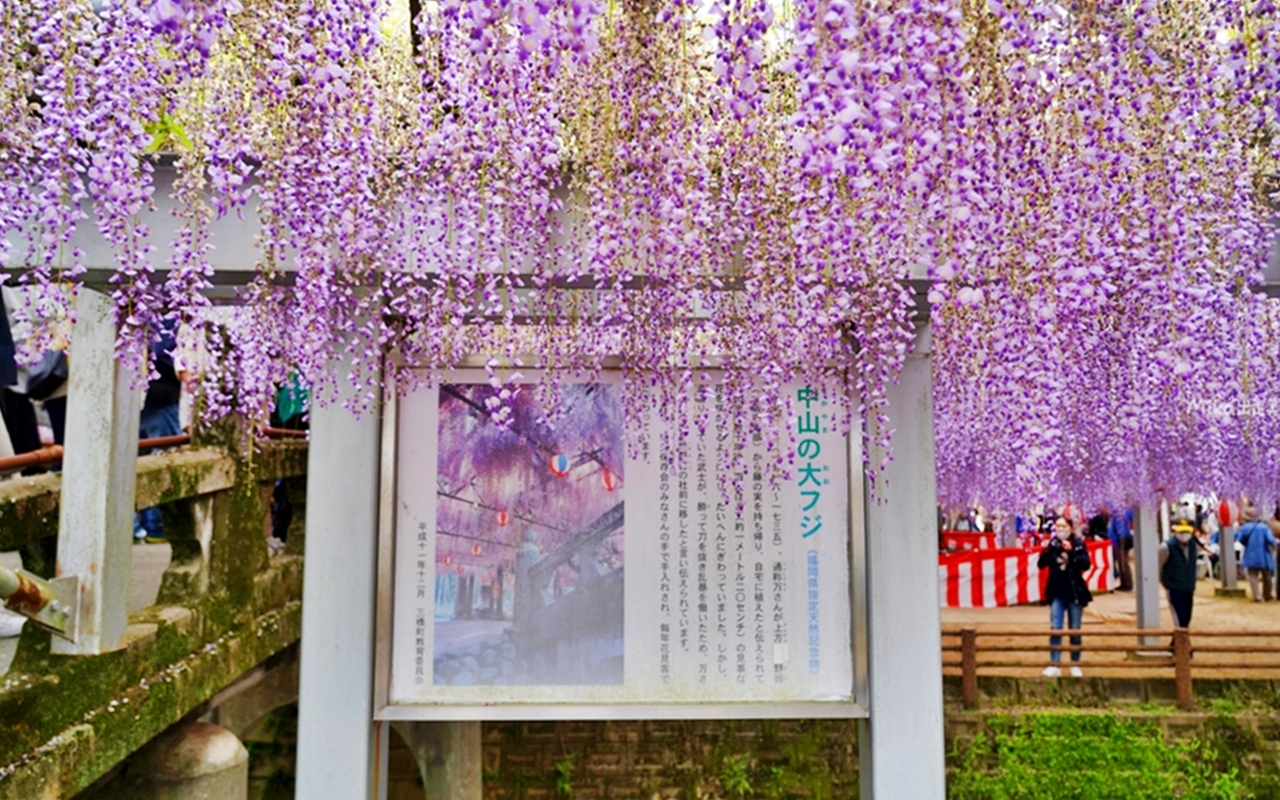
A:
[945,495,1280,679]
[0,289,308,547]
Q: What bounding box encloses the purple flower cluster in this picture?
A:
[2,0,1277,509]
[932,0,1280,512]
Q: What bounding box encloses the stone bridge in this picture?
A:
[0,426,307,799]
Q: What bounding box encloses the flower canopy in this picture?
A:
[1,0,1277,511]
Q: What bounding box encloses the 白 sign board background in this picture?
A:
[376,370,866,719]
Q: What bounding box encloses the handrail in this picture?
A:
[0,429,303,474]
[139,434,192,450]
[943,626,1180,637]
[263,427,307,438]
[942,625,1280,711]
[0,435,195,474]
[0,445,64,472]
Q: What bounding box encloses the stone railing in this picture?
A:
[0,427,307,799]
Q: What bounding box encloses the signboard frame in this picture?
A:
[372,367,869,720]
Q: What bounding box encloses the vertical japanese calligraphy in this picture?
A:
[390,373,853,709]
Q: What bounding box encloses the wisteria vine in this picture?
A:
[1,0,1278,509]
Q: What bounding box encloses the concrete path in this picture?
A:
[129,541,172,614]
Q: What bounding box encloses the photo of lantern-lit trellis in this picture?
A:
[431,382,624,686]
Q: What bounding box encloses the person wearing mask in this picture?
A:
[1237,503,1276,602]
[1159,517,1201,628]
[1039,516,1092,677]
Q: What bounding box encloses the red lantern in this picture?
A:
[456,565,465,574]
[496,509,510,527]
[601,468,619,492]
[1219,499,1240,528]
[443,554,453,566]
[472,543,483,557]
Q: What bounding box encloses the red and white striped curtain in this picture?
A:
[939,541,1114,608]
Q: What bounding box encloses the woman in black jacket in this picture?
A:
[1038,515,1093,677]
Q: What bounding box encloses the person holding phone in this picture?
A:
[1039,515,1093,677]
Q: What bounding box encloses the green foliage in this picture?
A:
[553,755,575,798]
[143,110,193,153]
[720,755,754,798]
[762,766,790,800]
[949,714,1247,800]
[1209,698,1242,716]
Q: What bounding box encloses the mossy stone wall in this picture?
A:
[467,708,1280,799]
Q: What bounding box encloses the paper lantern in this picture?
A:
[496,509,510,527]
[472,543,483,556]
[1219,498,1240,528]
[443,554,453,566]
[549,453,572,477]
[601,468,619,492]
[456,565,465,574]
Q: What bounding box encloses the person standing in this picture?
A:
[1159,517,1200,628]
[1270,505,1280,601]
[134,323,183,543]
[0,287,43,460]
[1237,503,1276,602]
[1039,516,1092,677]
[1108,507,1134,591]
[1087,507,1110,540]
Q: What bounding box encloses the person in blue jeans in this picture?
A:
[1038,515,1093,677]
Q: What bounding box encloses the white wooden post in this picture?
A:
[295,363,384,799]
[1133,504,1162,646]
[52,288,141,656]
[858,323,946,800]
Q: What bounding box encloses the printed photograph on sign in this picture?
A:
[432,383,625,686]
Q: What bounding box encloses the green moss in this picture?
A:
[0,473,62,555]
[0,557,302,799]
[246,705,298,800]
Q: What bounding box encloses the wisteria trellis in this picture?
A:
[1,0,1277,512]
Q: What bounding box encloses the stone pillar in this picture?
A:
[858,323,946,800]
[103,721,248,799]
[1218,523,1242,596]
[52,288,141,655]
[1134,504,1163,646]
[390,721,482,800]
[295,354,383,800]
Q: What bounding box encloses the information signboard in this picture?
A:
[376,371,864,719]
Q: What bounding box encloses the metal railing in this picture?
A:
[942,625,1280,711]
[0,428,306,475]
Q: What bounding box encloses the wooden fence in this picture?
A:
[942,625,1280,711]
